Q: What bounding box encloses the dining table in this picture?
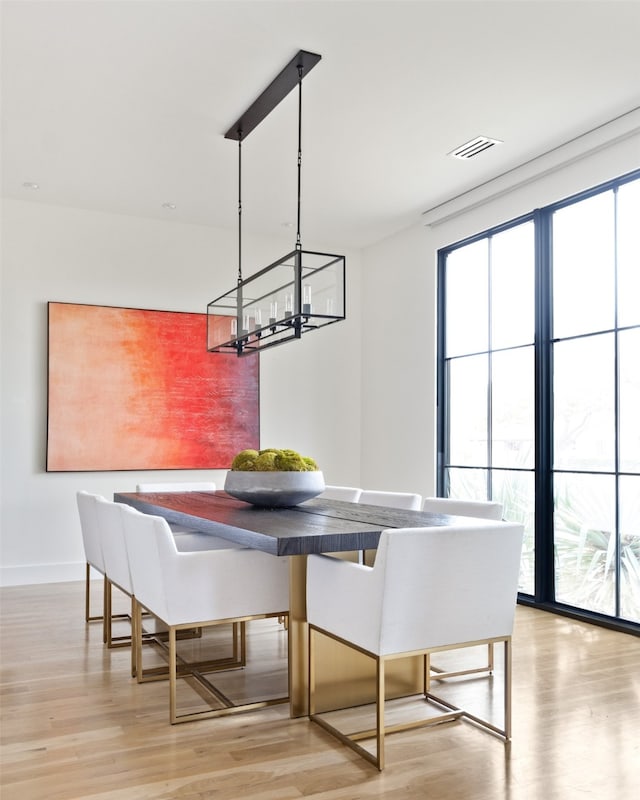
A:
[114,489,483,717]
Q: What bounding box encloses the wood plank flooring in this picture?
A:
[1,581,639,799]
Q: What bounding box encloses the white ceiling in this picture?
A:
[2,0,640,250]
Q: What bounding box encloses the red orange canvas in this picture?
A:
[47,302,259,471]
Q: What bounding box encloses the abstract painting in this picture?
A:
[46,302,259,471]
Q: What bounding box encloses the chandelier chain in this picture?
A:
[237,135,243,283]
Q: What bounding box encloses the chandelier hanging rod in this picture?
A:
[224,50,321,141]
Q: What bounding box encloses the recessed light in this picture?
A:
[22,181,39,190]
[162,202,176,210]
[281,221,294,228]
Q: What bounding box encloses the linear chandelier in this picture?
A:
[207,50,346,357]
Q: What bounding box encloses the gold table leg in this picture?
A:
[288,555,309,717]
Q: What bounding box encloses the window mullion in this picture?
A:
[613,186,621,618]
[436,250,448,497]
[487,237,493,499]
[534,208,554,604]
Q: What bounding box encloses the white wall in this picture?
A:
[0,200,362,584]
[360,223,436,496]
[360,127,640,498]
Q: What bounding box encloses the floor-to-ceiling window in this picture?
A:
[437,169,639,632]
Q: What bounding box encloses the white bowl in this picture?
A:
[224,470,325,507]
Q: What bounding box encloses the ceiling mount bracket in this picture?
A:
[224,50,321,141]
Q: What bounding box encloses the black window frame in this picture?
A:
[437,168,640,636]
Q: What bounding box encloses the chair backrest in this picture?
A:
[373,523,524,654]
[94,497,132,594]
[120,503,174,622]
[136,482,216,492]
[76,491,105,572]
[358,490,422,511]
[422,497,503,520]
[320,485,362,502]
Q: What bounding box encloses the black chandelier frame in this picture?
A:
[207,50,346,357]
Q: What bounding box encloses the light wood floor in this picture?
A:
[1,581,639,800]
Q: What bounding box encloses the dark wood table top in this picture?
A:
[114,491,471,556]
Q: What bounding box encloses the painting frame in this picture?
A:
[46,301,260,472]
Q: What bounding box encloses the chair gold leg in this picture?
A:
[104,580,130,648]
[504,638,512,740]
[169,626,177,724]
[240,620,247,665]
[102,580,136,650]
[376,657,385,771]
[309,627,509,770]
[430,641,495,680]
[308,626,316,716]
[85,564,92,622]
[85,564,106,623]
[130,595,137,678]
[85,563,90,622]
[134,600,144,683]
[231,620,248,665]
[426,637,512,740]
[104,578,112,645]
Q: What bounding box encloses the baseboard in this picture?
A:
[0,561,96,586]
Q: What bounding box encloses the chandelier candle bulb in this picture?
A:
[303,284,312,315]
[285,294,293,318]
[269,301,278,326]
[253,308,262,330]
[230,317,238,339]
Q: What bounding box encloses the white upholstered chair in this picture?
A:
[76,490,129,639]
[307,522,524,770]
[95,495,251,677]
[422,496,503,520]
[358,489,422,511]
[94,496,136,658]
[319,485,362,502]
[120,503,290,724]
[422,496,505,680]
[76,491,107,627]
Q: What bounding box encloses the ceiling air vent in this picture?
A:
[449,136,503,160]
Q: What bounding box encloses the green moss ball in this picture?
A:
[253,451,279,471]
[231,449,259,470]
[231,447,319,471]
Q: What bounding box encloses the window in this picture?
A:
[437,170,640,631]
